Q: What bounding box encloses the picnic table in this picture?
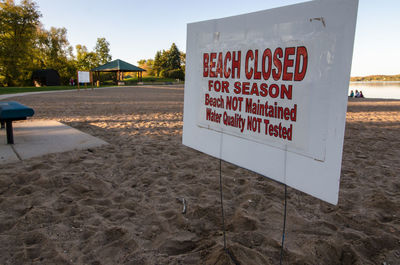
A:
[0,101,34,144]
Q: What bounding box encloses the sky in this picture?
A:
[28,0,400,76]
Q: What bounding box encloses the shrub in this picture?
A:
[162,69,185,80]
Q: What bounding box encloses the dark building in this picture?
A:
[32,69,61,86]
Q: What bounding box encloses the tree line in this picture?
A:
[0,0,112,87]
[350,74,400,82]
[138,43,185,80]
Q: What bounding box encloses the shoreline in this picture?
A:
[350,80,400,84]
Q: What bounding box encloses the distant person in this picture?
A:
[349,90,354,97]
[359,91,364,98]
[355,90,360,98]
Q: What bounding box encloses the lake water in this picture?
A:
[349,81,400,99]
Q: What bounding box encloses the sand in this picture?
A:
[0,86,399,265]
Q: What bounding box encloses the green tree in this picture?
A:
[153,50,162,77]
[75,44,97,71]
[0,0,113,86]
[137,59,146,66]
[137,59,154,77]
[76,37,112,71]
[167,43,181,71]
[180,51,186,73]
[35,26,75,83]
[146,59,154,76]
[94,37,111,65]
[0,0,41,86]
[155,43,184,80]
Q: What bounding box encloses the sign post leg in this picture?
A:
[219,159,227,249]
[279,184,288,265]
[218,159,240,265]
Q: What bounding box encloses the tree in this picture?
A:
[146,59,154,76]
[0,0,41,86]
[180,51,186,73]
[35,26,75,83]
[0,1,113,86]
[153,50,162,77]
[153,43,185,80]
[167,43,181,71]
[75,44,98,71]
[137,59,146,66]
[137,59,154,77]
[94,37,111,65]
[76,37,112,71]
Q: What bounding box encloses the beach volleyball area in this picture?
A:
[0,86,399,264]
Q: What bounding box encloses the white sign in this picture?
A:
[78,71,91,83]
[183,0,358,205]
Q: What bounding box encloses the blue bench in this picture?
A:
[0,101,35,144]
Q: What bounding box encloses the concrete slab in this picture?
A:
[0,144,20,164]
[0,120,108,163]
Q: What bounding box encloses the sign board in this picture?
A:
[183,0,358,205]
[78,71,91,83]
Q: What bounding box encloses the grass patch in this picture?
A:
[0,85,76,95]
[0,85,112,95]
[0,76,183,95]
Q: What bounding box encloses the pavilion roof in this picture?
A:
[91,59,146,72]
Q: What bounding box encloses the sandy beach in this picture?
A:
[0,85,399,264]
